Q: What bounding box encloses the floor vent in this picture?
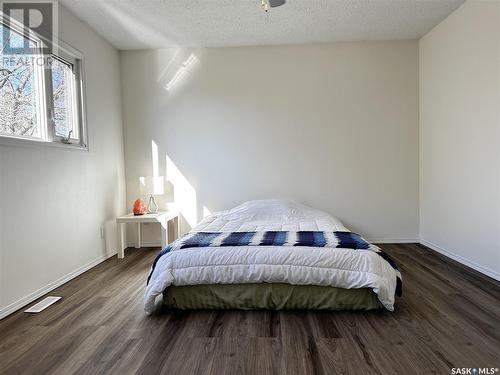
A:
[24,296,62,313]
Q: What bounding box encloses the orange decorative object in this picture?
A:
[133,199,147,215]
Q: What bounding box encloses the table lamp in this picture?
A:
[139,176,164,213]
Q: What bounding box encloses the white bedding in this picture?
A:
[144,199,398,313]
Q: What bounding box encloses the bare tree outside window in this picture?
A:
[0,23,40,138]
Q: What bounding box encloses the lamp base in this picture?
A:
[147,195,159,214]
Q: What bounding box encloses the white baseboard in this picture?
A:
[420,239,500,282]
[126,241,161,248]
[0,250,117,320]
[368,238,419,244]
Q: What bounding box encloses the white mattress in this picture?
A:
[144,199,398,313]
[195,199,347,232]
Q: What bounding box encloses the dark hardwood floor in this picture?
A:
[1,244,499,375]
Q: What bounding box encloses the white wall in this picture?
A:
[0,5,126,317]
[419,0,500,280]
[120,41,419,245]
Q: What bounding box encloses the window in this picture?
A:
[0,20,87,149]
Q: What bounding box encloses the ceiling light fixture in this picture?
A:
[261,0,269,12]
[261,0,286,12]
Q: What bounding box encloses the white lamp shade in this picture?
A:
[139,176,164,195]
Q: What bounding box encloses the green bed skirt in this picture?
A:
[163,283,383,310]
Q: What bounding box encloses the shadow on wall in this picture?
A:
[142,47,299,234]
[151,140,212,234]
[150,49,213,233]
[147,48,206,233]
[124,48,214,238]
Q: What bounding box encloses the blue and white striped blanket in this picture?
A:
[147,230,402,296]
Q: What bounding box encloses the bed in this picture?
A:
[144,199,401,313]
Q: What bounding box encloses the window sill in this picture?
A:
[0,135,88,152]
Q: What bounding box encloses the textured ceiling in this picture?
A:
[59,0,465,50]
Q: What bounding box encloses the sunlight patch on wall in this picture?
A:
[156,49,180,83]
[165,53,199,92]
[166,155,197,228]
[151,140,159,176]
[203,206,211,218]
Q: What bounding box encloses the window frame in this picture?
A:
[0,17,88,151]
[45,42,87,148]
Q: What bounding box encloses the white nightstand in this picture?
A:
[116,210,180,258]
